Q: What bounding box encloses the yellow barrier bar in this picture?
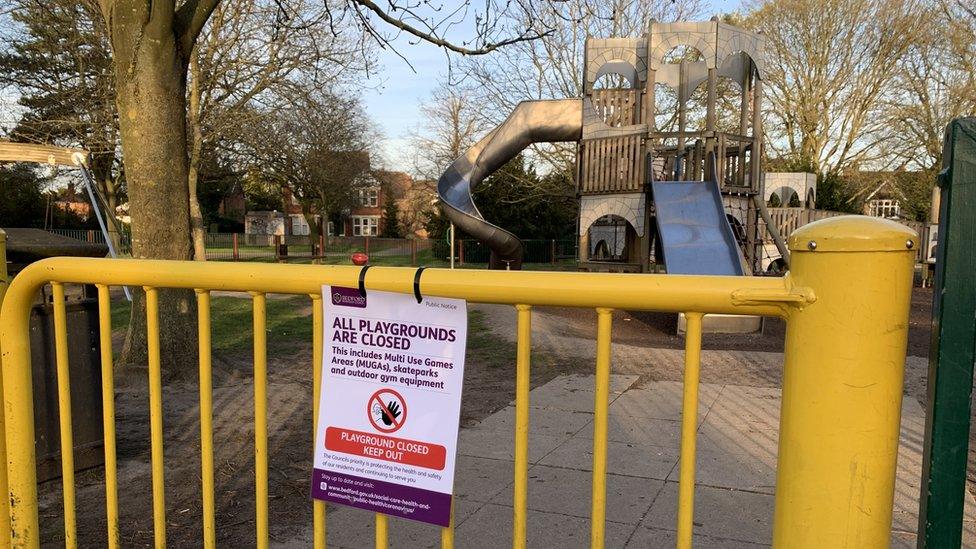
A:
[513,304,532,549]
[145,286,167,548]
[590,308,613,549]
[773,217,917,547]
[52,283,77,548]
[676,312,703,549]
[441,500,454,548]
[251,292,269,549]
[1,258,40,547]
[0,257,812,546]
[97,285,120,549]
[1,258,799,317]
[0,228,9,540]
[311,294,327,549]
[375,513,388,548]
[196,290,216,549]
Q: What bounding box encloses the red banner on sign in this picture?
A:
[325,427,447,470]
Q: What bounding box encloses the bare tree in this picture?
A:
[406,82,483,181]
[460,0,706,173]
[746,0,924,176]
[185,0,371,260]
[92,0,559,376]
[396,178,437,237]
[248,92,374,246]
[882,0,976,170]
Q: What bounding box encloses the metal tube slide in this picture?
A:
[437,99,582,269]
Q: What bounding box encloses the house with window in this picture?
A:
[343,180,384,236]
[240,164,417,238]
[243,186,315,236]
[846,171,914,221]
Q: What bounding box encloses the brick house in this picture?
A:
[243,187,316,236]
[53,183,92,220]
[341,177,385,236]
[339,170,418,237]
[241,166,418,238]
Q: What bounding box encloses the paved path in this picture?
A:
[282,373,974,548]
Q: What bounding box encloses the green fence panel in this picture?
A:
[919,118,976,548]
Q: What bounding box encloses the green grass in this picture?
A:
[110,298,132,331]
[210,295,311,353]
[110,294,518,363]
[110,294,312,353]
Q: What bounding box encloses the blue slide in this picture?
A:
[651,165,746,276]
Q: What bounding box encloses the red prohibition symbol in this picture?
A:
[368,388,407,433]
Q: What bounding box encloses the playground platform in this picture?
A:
[283,371,974,548]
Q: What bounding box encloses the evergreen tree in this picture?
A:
[0,164,46,228]
[472,155,577,239]
[381,196,403,238]
[0,2,123,212]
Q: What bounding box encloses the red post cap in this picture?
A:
[351,252,369,266]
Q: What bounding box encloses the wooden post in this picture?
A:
[751,78,763,192]
[717,133,726,185]
[705,67,717,181]
[745,201,757,272]
[318,233,325,256]
[677,60,687,179]
[411,239,417,266]
[738,59,751,188]
[365,236,370,255]
[233,233,239,261]
[87,230,94,243]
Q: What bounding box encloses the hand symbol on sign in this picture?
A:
[381,400,401,426]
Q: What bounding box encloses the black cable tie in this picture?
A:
[358,264,372,298]
[413,266,427,304]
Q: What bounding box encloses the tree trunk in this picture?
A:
[90,157,123,254]
[188,50,208,261]
[303,208,321,248]
[100,173,122,253]
[112,14,198,381]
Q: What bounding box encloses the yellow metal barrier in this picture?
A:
[0,229,8,541]
[0,217,916,548]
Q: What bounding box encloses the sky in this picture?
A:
[363,0,745,173]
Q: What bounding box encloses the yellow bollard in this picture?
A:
[773,216,917,547]
[0,229,8,542]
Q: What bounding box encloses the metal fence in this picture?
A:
[0,217,919,548]
[46,231,579,268]
[47,229,131,255]
[214,235,435,265]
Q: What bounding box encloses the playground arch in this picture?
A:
[578,194,645,240]
[592,63,638,89]
[586,214,633,261]
[764,173,816,208]
[769,186,800,207]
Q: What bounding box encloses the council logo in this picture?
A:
[331,286,367,308]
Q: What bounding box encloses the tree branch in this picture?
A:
[957,0,975,20]
[349,0,551,56]
[175,0,222,60]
